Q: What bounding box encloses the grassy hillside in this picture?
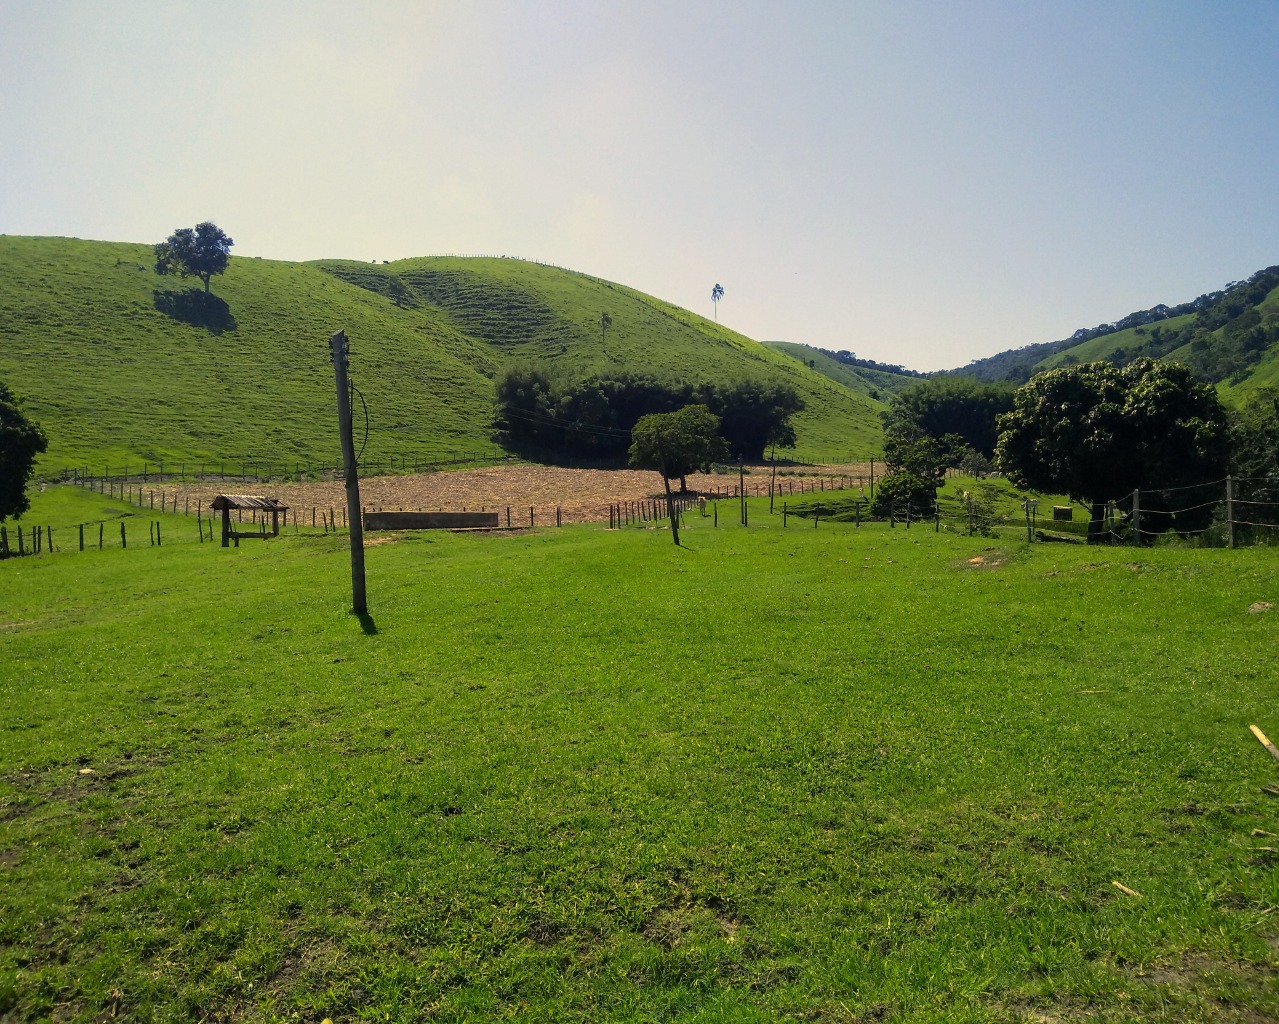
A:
[3,487,1279,1021]
[0,236,883,473]
[955,266,1279,401]
[761,342,919,400]
[318,257,884,461]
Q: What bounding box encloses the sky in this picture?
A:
[3,2,1277,371]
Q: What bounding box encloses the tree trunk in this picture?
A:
[679,475,688,493]
[1087,501,1106,544]
[663,474,680,546]
[203,274,211,296]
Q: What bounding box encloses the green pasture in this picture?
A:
[2,485,1278,1022]
[0,237,883,472]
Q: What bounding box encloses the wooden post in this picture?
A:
[506,506,511,528]
[331,330,367,614]
[855,503,860,528]
[99,523,104,549]
[556,505,562,527]
[783,503,787,527]
[1226,475,1234,549]
[157,522,161,546]
[530,506,535,527]
[1,526,8,558]
[120,522,126,549]
[769,445,778,514]
[869,458,875,500]
[222,507,231,547]
[1132,488,1141,546]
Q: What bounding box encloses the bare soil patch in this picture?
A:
[144,463,872,526]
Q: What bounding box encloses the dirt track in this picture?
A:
[129,462,875,526]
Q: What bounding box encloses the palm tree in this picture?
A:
[711,283,724,322]
[600,311,612,344]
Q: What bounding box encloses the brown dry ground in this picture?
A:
[139,462,874,526]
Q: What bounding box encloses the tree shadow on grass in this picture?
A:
[153,288,237,334]
[355,611,378,635]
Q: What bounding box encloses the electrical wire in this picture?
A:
[349,382,370,463]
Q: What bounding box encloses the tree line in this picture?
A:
[876,362,1279,542]
[493,366,803,464]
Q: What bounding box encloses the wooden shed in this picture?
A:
[211,494,290,547]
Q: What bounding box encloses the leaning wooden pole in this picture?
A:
[330,330,367,615]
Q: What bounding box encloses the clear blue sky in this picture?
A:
[3,1,1276,369]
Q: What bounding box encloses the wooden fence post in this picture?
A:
[79,524,84,551]
[1226,475,1234,549]
[120,522,127,549]
[1132,488,1141,546]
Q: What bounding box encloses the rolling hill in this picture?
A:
[761,341,922,400]
[953,264,1279,399]
[0,236,885,473]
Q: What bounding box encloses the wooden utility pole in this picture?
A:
[330,330,367,615]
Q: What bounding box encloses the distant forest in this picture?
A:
[816,349,926,379]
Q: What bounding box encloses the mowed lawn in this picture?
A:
[2,490,1278,1023]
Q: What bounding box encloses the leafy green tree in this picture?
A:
[0,381,49,523]
[154,221,234,295]
[600,311,612,344]
[995,359,1229,542]
[629,405,728,545]
[871,470,936,518]
[881,376,1014,458]
[704,380,804,461]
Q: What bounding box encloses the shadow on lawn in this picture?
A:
[153,288,237,334]
[355,611,378,635]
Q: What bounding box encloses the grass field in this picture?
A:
[2,485,1278,1022]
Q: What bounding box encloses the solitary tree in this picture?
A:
[0,381,49,523]
[711,283,724,322]
[629,404,728,545]
[600,311,612,345]
[155,221,234,296]
[995,359,1229,542]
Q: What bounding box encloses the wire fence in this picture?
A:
[12,472,1272,559]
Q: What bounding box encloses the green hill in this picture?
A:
[953,265,1279,401]
[760,342,920,400]
[0,237,884,473]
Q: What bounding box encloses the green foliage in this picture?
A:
[0,381,48,522]
[957,265,1279,391]
[705,379,803,459]
[1230,387,1279,479]
[154,222,234,296]
[494,369,803,464]
[881,376,1015,457]
[870,469,935,516]
[996,359,1230,539]
[628,405,728,485]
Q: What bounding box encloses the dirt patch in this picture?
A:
[961,553,1007,569]
[110,462,873,526]
[1247,602,1272,614]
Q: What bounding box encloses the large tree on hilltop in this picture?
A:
[995,359,1229,543]
[155,221,234,295]
[0,381,49,523]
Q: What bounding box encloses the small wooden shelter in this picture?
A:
[211,494,290,547]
